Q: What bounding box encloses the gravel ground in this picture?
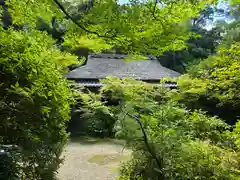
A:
[57,138,131,180]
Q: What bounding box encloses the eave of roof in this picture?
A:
[75,81,177,88]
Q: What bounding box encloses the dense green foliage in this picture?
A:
[118,109,240,179]
[177,42,240,125]
[0,29,76,179]
[6,0,214,56]
[71,90,115,137]
[157,26,221,73]
[157,7,223,72]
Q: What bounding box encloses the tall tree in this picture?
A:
[157,6,224,73]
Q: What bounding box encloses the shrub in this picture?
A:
[117,101,240,180]
[70,89,115,137]
[177,43,240,125]
[0,29,75,179]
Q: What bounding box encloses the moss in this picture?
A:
[88,153,130,166]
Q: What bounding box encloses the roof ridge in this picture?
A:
[88,53,159,61]
[89,53,127,59]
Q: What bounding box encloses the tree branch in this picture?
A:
[126,112,164,177]
[151,0,166,32]
[153,0,159,19]
[0,0,13,29]
[53,0,116,39]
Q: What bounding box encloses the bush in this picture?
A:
[177,43,240,125]
[0,29,75,179]
[117,101,240,180]
[70,90,115,137]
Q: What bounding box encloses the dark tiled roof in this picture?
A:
[67,54,181,80]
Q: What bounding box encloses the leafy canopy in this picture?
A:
[7,0,215,55]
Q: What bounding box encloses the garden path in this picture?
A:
[57,137,131,180]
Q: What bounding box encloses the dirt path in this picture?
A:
[57,137,131,180]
